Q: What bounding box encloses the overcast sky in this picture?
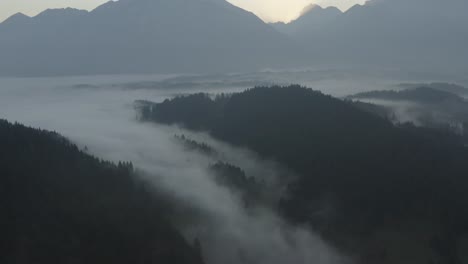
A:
[0,0,366,23]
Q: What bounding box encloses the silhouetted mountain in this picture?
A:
[0,0,291,76]
[1,12,30,25]
[272,4,341,36]
[137,85,468,264]
[1,0,467,75]
[275,0,468,72]
[0,119,204,264]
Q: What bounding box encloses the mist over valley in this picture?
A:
[2,0,468,263]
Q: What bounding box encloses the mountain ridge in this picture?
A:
[0,0,293,76]
[1,0,468,75]
[272,0,468,73]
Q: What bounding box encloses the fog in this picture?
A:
[0,75,350,264]
[357,99,431,126]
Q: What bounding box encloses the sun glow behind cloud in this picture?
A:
[228,0,367,22]
[0,0,366,23]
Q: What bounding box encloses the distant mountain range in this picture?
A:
[1,0,468,76]
[271,4,341,37]
[0,0,292,76]
[272,0,468,73]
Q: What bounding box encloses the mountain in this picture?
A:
[0,119,204,264]
[0,0,292,76]
[2,0,467,75]
[271,4,341,36]
[136,85,468,264]
[274,0,468,73]
[0,12,30,26]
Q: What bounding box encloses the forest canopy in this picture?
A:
[0,120,204,264]
[137,85,468,262]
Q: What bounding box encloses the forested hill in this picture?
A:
[138,86,468,264]
[348,87,468,134]
[349,87,464,104]
[0,120,204,264]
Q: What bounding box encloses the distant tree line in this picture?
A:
[173,134,265,208]
[174,134,218,157]
[209,161,264,208]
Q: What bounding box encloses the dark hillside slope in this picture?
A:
[0,120,203,264]
[137,86,468,263]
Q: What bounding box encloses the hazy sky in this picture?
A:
[231,0,366,22]
[0,0,366,23]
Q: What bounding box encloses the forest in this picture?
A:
[349,86,468,138]
[138,85,468,263]
[0,120,204,264]
[2,0,468,263]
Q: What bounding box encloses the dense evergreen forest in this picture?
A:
[209,161,264,208]
[138,85,468,263]
[0,120,204,264]
[174,134,218,157]
[174,134,266,208]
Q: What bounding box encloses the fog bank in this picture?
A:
[0,75,347,264]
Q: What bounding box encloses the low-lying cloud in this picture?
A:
[0,75,346,264]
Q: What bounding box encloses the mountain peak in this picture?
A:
[299,4,342,18]
[2,12,30,25]
[34,8,88,19]
[300,4,323,16]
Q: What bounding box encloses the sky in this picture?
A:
[231,0,366,22]
[0,0,366,23]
